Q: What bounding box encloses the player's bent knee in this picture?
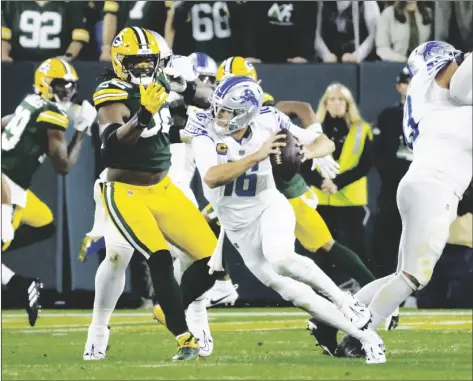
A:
[105,243,134,270]
[400,270,425,291]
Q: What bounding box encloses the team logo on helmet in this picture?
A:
[38,61,51,73]
[112,34,123,47]
[239,89,259,108]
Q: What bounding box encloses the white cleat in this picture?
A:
[205,283,239,308]
[385,307,400,331]
[360,329,386,364]
[193,328,214,357]
[83,325,110,360]
[341,293,371,329]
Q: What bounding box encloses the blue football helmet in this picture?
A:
[188,52,218,86]
[210,75,264,135]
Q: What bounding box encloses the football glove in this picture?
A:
[71,100,97,135]
[139,81,169,116]
[163,67,188,93]
[311,156,340,179]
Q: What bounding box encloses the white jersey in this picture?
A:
[186,106,322,230]
[403,66,472,197]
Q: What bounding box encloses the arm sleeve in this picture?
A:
[68,2,90,43]
[450,53,472,105]
[354,1,380,62]
[332,137,374,189]
[192,136,218,178]
[273,108,322,145]
[300,160,325,188]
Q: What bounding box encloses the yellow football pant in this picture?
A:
[102,176,216,259]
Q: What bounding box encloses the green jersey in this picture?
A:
[1,1,89,61]
[1,94,69,189]
[92,78,172,173]
[102,1,168,35]
[263,94,309,199]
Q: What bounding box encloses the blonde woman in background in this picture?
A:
[301,83,374,272]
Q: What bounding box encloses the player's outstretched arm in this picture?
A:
[301,134,335,161]
[275,101,317,128]
[47,129,85,175]
[450,52,472,105]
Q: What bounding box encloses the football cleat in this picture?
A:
[172,332,200,361]
[307,319,338,356]
[205,283,239,308]
[26,278,42,327]
[385,307,400,331]
[83,325,110,360]
[340,293,371,329]
[360,329,386,365]
[193,328,214,357]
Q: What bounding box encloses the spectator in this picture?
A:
[1,1,89,62]
[100,1,170,61]
[435,1,473,52]
[241,1,318,63]
[78,1,104,61]
[165,1,246,62]
[301,83,374,268]
[376,1,433,62]
[372,67,412,276]
[315,1,380,63]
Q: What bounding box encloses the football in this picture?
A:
[270,130,301,181]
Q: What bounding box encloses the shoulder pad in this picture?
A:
[93,79,132,107]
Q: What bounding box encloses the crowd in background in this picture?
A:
[1,1,472,309]
[1,1,473,63]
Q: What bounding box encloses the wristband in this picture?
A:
[136,106,153,127]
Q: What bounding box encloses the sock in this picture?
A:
[325,242,376,286]
[4,223,56,252]
[181,257,223,308]
[1,263,15,285]
[213,279,233,291]
[147,251,188,336]
[368,273,414,330]
[90,244,131,328]
[355,274,395,305]
[1,204,14,243]
[186,296,209,331]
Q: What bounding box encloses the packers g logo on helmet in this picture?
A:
[110,27,162,85]
[216,56,258,83]
[34,58,79,105]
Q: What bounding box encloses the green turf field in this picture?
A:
[2,308,472,380]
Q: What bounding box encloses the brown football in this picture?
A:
[270,130,301,181]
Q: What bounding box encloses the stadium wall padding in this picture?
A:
[1,61,405,300]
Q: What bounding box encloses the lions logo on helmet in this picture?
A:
[408,41,461,78]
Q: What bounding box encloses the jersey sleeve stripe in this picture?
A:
[37,111,69,129]
[72,29,90,43]
[1,26,11,41]
[93,94,129,106]
[103,1,119,13]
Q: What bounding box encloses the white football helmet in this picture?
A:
[407,41,461,78]
[210,76,264,135]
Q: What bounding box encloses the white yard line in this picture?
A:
[2,310,472,318]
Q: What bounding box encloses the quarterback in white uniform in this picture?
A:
[186,75,386,364]
[352,42,472,342]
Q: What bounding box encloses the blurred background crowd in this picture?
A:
[1,1,472,310]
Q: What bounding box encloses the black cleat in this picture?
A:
[307,319,338,356]
[26,278,43,327]
[335,334,364,358]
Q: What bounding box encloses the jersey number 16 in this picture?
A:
[224,163,259,197]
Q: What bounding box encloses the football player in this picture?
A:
[186,76,386,364]
[83,26,224,361]
[1,57,92,326]
[338,42,472,358]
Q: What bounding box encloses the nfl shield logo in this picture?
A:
[127,191,133,196]
[239,150,245,156]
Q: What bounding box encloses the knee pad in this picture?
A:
[270,253,313,278]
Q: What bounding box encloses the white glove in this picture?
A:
[311,156,340,179]
[72,100,97,135]
[163,67,187,93]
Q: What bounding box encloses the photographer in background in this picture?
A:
[372,67,412,276]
